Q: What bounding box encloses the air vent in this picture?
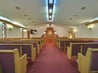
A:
[15,6,21,10]
[73,15,77,16]
[24,14,28,17]
[81,7,86,10]
[28,18,31,20]
[69,18,72,20]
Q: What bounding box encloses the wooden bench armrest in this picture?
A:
[67,46,72,59]
[20,54,27,73]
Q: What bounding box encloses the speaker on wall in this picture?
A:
[30,29,37,34]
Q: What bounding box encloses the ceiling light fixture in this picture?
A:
[52,0,56,21]
[49,0,53,4]
[45,0,48,21]
[48,0,54,22]
[49,15,52,19]
[46,0,56,23]
[49,8,52,13]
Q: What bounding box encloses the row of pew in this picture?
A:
[56,38,98,73]
[78,48,98,73]
[0,38,43,73]
[0,49,27,73]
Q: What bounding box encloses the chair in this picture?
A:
[78,48,98,73]
[0,49,27,73]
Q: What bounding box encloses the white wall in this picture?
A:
[30,24,67,37]
[75,24,98,38]
[1,23,98,38]
[7,27,22,38]
[31,23,98,38]
[0,23,3,38]
[0,23,28,38]
[24,31,27,38]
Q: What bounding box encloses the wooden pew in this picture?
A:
[0,38,43,51]
[56,39,94,52]
[0,38,43,60]
[2,39,43,55]
[78,48,98,73]
[56,38,66,51]
[0,63,3,73]
[0,44,36,61]
[0,49,27,73]
[67,43,98,59]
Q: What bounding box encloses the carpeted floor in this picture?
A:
[27,43,80,73]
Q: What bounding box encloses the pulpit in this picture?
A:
[42,27,59,44]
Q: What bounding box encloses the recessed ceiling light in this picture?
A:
[73,15,77,16]
[69,18,72,20]
[15,6,21,10]
[24,14,28,17]
[28,18,31,20]
[49,8,52,14]
[66,21,69,23]
[32,21,35,23]
[81,7,86,10]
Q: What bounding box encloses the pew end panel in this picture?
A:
[78,48,98,73]
[67,46,72,59]
[78,52,87,73]
[67,43,98,61]
[31,47,36,61]
[0,49,27,73]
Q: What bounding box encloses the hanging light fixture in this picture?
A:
[49,8,52,14]
[46,0,56,23]
[49,0,53,4]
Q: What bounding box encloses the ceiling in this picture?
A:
[0,0,98,28]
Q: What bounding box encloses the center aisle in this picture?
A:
[27,43,79,73]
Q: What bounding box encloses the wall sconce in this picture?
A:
[23,29,27,32]
[6,24,14,30]
[86,24,94,30]
[43,32,46,34]
[68,30,75,40]
[54,31,57,34]
[73,27,78,32]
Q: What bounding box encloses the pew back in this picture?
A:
[56,39,94,52]
[90,49,98,72]
[0,44,36,61]
[67,43,98,59]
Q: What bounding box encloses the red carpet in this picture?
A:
[27,43,79,73]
